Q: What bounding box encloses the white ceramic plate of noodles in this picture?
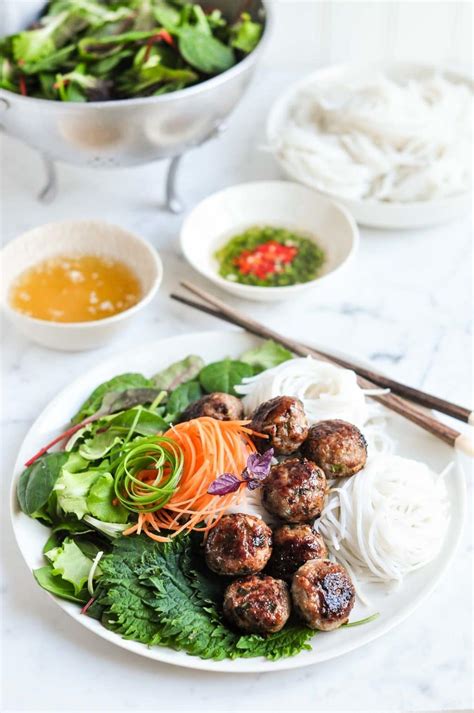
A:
[10,331,466,672]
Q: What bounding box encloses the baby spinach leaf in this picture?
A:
[240,340,293,372]
[152,355,204,391]
[17,452,68,517]
[72,373,153,423]
[86,473,129,524]
[107,407,168,436]
[33,565,89,604]
[199,359,253,396]
[178,26,235,74]
[166,381,202,421]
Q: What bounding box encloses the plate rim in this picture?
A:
[9,329,467,673]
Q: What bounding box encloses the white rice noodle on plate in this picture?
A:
[235,356,393,453]
[317,454,451,604]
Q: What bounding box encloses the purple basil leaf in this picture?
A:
[246,478,265,491]
[207,473,242,496]
[243,448,274,481]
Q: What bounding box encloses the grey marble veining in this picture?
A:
[0,67,472,712]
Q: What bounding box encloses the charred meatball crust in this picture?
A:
[262,457,327,523]
[205,513,272,576]
[292,559,355,631]
[268,524,328,580]
[179,392,243,422]
[302,419,367,477]
[223,574,291,634]
[249,396,309,455]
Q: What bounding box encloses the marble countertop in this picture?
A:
[1,68,472,713]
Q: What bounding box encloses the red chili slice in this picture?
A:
[234,240,298,279]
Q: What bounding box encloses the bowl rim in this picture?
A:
[0,1,272,109]
[0,218,163,329]
[180,179,359,294]
[266,60,473,211]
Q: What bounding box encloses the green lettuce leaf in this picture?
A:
[33,565,88,603]
[86,473,129,524]
[79,432,122,461]
[54,468,101,519]
[45,537,100,595]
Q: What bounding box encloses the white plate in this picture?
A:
[180,181,358,302]
[267,62,472,229]
[10,330,466,672]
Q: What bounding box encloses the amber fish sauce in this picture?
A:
[9,254,142,323]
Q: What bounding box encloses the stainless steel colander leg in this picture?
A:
[165,154,183,214]
[38,155,58,203]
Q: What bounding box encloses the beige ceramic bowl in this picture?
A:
[0,220,162,351]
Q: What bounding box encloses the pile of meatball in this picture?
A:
[182,392,368,636]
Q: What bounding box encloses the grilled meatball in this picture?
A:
[180,392,243,422]
[250,396,309,455]
[302,419,367,477]
[268,524,328,580]
[205,513,272,576]
[262,457,327,523]
[223,574,291,634]
[292,559,355,631]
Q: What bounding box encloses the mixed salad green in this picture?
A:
[0,0,263,101]
[18,341,323,661]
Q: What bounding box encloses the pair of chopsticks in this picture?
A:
[170,281,474,458]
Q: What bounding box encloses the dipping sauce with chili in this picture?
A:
[9,254,142,323]
[214,226,325,287]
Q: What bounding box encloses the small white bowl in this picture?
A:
[267,62,472,230]
[0,220,162,350]
[180,180,358,302]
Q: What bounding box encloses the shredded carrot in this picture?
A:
[126,417,258,542]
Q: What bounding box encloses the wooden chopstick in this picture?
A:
[170,282,474,457]
[170,294,472,424]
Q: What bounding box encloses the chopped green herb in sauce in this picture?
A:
[215,226,325,287]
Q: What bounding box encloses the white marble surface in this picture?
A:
[1,67,473,713]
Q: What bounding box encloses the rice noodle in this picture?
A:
[273,71,472,202]
[317,455,451,603]
[236,357,368,426]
